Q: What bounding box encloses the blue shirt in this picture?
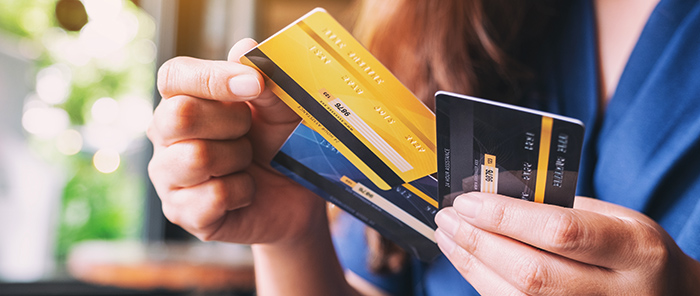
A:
[333,0,700,294]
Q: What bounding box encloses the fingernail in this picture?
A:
[435,229,457,254]
[454,193,482,219]
[435,208,460,237]
[228,75,261,98]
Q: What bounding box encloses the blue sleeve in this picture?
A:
[332,211,414,295]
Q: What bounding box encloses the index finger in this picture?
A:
[157,56,263,102]
[449,192,657,270]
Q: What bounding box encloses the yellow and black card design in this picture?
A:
[242,8,441,261]
[436,91,585,208]
[241,8,436,191]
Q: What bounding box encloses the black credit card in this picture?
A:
[436,91,584,208]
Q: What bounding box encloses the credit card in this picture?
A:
[272,123,441,261]
[436,91,584,208]
[241,8,436,190]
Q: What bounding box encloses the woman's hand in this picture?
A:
[435,193,700,295]
[147,38,327,246]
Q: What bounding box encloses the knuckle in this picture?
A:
[635,222,670,268]
[206,178,231,209]
[147,156,172,194]
[167,96,200,135]
[157,57,185,97]
[514,257,548,294]
[547,212,584,253]
[221,106,252,144]
[180,141,214,173]
[146,158,158,183]
[457,224,481,254]
[230,173,255,208]
[161,203,181,226]
[488,200,511,232]
[204,67,219,99]
[146,120,158,143]
[230,102,253,134]
[196,232,215,242]
[195,64,227,100]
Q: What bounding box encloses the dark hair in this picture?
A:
[351,0,559,274]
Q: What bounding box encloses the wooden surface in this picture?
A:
[67,240,255,292]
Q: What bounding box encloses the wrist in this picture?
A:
[252,203,356,296]
[251,193,331,252]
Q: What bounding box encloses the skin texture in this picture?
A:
[433,1,700,295]
[435,193,700,295]
[148,1,700,294]
[148,39,359,295]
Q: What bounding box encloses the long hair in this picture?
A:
[350,0,559,274]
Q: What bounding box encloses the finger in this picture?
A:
[574,196,647,220]
[435,229,528,296]
[157,56,263,101]
[451,192,655,270]
[149,95,251,146]
[228,38,258,62]
[205,164,326,244]
[227,39,300,164]
[160,172,255,241]
[148,138,252,190]
[227,39,298,123]
[436,208,612,295]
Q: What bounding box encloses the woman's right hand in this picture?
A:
[147,38,327,246]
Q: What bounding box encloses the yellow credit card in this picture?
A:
[241,8,436,190]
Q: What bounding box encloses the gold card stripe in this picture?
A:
[402,183,439,208]
[534,117,553,203]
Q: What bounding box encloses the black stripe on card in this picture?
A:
[245,48,404,187]
[272,151,440,262]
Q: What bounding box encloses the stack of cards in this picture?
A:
[242,8,441,261]
[242,8,584,262]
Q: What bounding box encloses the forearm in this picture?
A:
[252,210,360,296]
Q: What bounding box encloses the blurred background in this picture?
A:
[0,0,353,295]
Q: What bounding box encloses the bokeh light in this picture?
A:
[93,148,120,173]
[91,97,119,125]
[56,129,83,155]
[82,0,123,21]
[22,107,70,139]
[83,124,129,153]
[35,64,71,105]
[20,7,50,34]
[0,0,157,275]
[118,95,153,134]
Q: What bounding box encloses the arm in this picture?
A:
[436,193,700,295]
[253,209,358,296]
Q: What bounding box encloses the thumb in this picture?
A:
[228,38,259,63]
[227,38,301,164]
[227,38,298,122]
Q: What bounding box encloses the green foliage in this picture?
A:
[55,155,143,260]
[0,1,57,38]
[0,0,155,264]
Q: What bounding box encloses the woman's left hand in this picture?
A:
[435,193,700,295]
